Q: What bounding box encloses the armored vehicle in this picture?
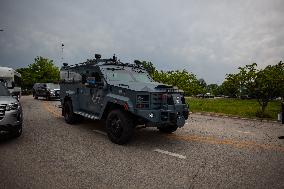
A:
[60,54,189,144]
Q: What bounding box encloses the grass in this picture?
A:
[186,97,282,120]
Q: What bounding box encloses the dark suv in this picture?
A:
[0,83,23,138]
[33,83,60,100]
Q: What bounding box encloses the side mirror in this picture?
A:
[12,94,19,101]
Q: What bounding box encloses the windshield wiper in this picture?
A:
[118,83,129,88]
[106,68,125,71]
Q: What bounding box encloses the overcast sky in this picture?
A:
[0,0,283,84]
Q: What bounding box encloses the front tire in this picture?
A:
[34,93,38,99]
[64,101,76,124]
[158,124,178,133]
[106,110,134,144]
[14,125,22,138]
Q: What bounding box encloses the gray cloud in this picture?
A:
[0,0,283,84]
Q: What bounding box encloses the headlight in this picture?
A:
[6,102,19,111]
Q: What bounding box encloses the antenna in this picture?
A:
[61,43,64,64]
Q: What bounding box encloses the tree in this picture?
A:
[254,61,284,117]
[222,61,284,117]
[140,61,202,96]
[29,57,60,83]
[237,63,258,97]
[221,73,240,97]
[17,67,34,89]
[17,56,60,89]
[140,61,156,76]
[207,84,219,96]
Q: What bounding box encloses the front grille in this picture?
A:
[136,95,150,109]
[167,95,174,105]
[151,93,177,109]
[0,104,6,120]
[151,93,163,109]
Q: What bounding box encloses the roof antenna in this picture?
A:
[113,54,117,62]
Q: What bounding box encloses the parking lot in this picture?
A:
[1,95,284,189]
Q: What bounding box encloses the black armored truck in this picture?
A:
[60,54,189,144]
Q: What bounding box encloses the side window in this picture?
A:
[82,74,87,84]
[14,75,21,87]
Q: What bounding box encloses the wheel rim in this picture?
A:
[109,115,123,138]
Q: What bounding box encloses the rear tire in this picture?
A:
[106,110,134,144]
[64,101,76,124]
[158,124,178,133]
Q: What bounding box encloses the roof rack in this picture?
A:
[61,54,146,71]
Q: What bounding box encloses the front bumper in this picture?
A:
[135,105,189,127]
[49,93,60,98]
[0,109,23,129]
[47,91,60,98]
[0,124,22,135]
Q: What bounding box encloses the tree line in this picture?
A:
[141,60,283,116]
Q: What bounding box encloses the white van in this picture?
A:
[0,67,21,99]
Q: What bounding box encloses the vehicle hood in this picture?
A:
[110,81,174,92]
[0,96,18,104]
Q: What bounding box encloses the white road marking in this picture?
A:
[153,149,186,159]
[236,130,251,134]
[93,129,107,136]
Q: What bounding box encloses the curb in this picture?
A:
[189,112,281,124]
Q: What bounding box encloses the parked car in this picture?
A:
[0,82,23,138]
[33,83,60,100]
[196,93,214,98]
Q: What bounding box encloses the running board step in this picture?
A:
[74,111,99,120]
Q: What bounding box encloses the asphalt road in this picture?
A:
[1,96,284,189]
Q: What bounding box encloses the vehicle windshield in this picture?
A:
[0,83,10,96]
[105,70,135,82]
[131,72,154,83]
[104,69,154,83]
[46,83,60,89]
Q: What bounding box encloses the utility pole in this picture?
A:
[61,43,64,64]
